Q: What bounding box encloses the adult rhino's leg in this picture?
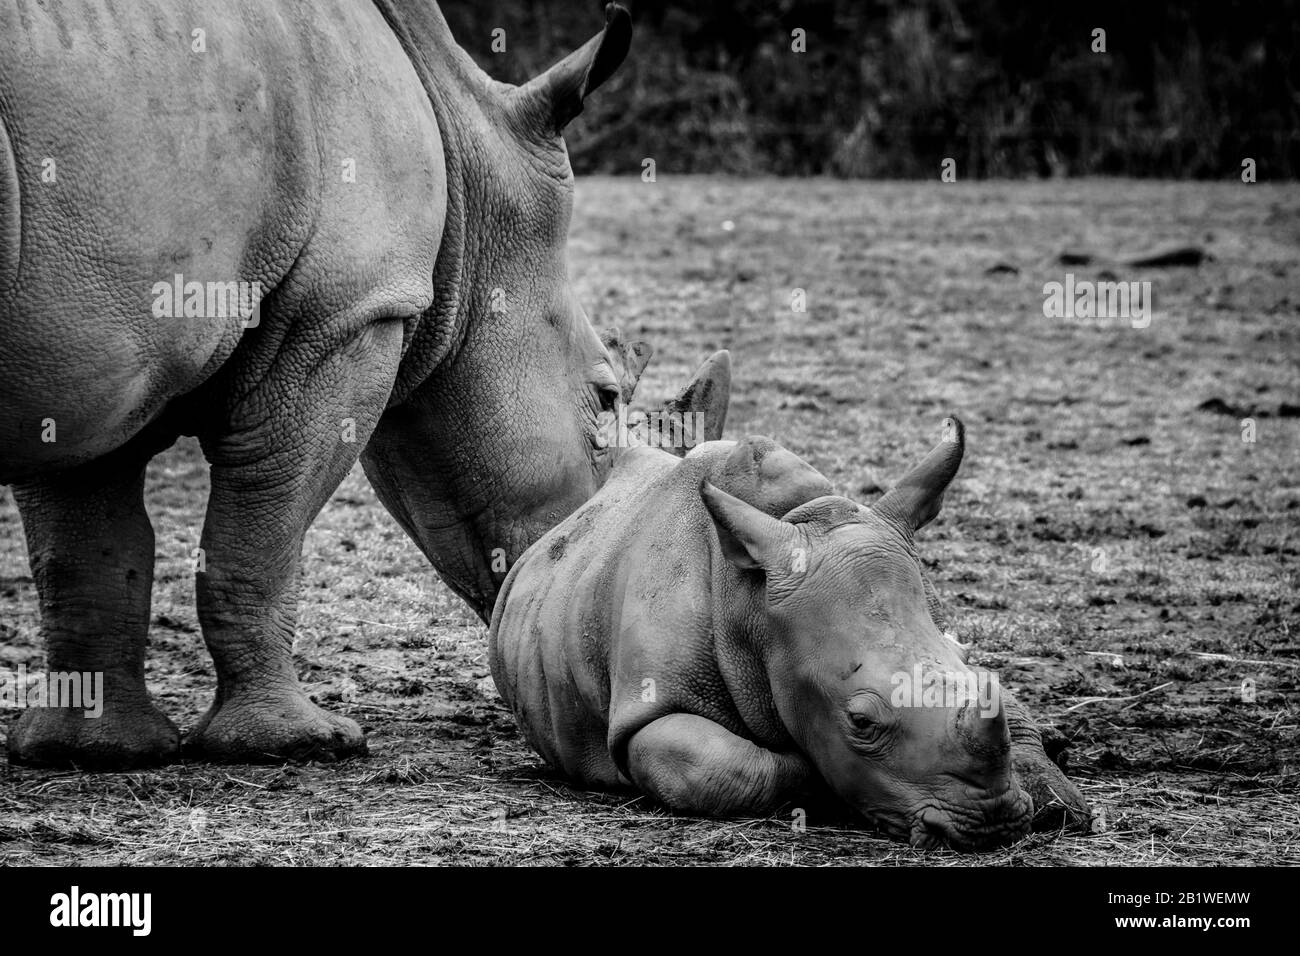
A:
[187,315,406,763]
[1003,691,1091,832]
[7,442,180,768]
[626,714,812,816]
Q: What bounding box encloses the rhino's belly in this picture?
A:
[0,0,440,479]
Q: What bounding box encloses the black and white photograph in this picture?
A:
[0,0,1294,919]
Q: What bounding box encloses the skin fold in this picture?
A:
[0,1,641,767]
[491,414,1092,851]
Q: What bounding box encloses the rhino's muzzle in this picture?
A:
[904,786,1034,852]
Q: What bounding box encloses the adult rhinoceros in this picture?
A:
[0,1,640,767]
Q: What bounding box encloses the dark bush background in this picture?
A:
[443,0,1299,178]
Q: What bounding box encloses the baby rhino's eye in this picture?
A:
[844,691,894,745]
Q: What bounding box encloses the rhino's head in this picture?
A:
[702,419,1033,850]
[363,3,648,620]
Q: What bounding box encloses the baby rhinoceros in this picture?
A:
[489,417,1090,851]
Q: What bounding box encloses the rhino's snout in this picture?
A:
[904,785,1034,852]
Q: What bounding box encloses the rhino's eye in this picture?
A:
[844,693,892,744]
[597,383,620,413]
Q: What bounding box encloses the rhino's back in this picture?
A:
[490,438,836,786]
[0,0,442,479]
[490,446,682,785]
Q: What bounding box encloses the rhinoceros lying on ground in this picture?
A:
[490,415,1090,850]
[0,1,640,767]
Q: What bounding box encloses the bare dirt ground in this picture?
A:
[2,177,1298,865]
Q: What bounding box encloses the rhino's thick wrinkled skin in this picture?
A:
[0,1,638,767]
[491,426,1091,851]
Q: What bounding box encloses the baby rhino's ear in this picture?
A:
[701,481,796,572]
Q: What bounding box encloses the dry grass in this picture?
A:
[2,761,1295,866]
[2,177,1299,864]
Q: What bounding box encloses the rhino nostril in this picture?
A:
[908,807,952,848]
[908,795,1033,852]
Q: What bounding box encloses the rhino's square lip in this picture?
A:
[827,767,1033,850]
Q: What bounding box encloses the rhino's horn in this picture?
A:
[874,417,965,534]
[513,3,633,132]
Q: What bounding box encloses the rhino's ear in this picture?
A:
[941,630,972,665]
[663,351,730,457]
[702,481,794,572]
[601,327,653,402]
[514,3,632,133]
[873,417,965,533]
[620,341,653,402]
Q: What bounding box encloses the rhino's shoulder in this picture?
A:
[511,445,681,575]
[681,436,834,518]
[607,445,681,491]
[522,438,834,573]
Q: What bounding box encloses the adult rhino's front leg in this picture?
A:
[187,310,407,763]
[1002,691,1091,832]
[8,439,181,768]
[626,714,812,816]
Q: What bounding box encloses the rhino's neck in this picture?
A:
[362,405,557,623]
[371,0,505,403]
[705,533,798,752]
[371,1,501,112]
[356,3,525,620]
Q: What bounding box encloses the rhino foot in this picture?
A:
[626,713,812,816]
[7,699,180,770]
[185,687,366,763]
